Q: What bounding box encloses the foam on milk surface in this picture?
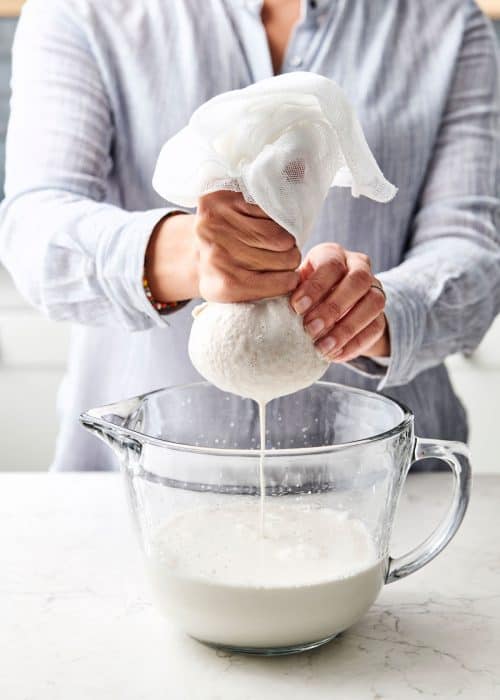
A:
[150,504,377,586]
[147,504,385,648]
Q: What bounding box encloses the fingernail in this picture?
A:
[319,335,337,355]
[306,318,325,337]
[293,295,312,315]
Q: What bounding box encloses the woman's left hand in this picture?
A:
[290,243,390,362]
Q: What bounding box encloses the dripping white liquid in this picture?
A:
[258,401,267,537]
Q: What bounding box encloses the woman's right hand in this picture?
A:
[145,191,301,304]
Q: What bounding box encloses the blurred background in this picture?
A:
[0,0,499,472]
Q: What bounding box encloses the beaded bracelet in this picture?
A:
[143,277,190,315]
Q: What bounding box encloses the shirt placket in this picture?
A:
[282,0,325,73]
[235,0,327,80]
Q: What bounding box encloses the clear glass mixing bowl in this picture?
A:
[81,381,470,656]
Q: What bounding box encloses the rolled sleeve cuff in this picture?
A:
[97,206,190,331]
[374,274,427,390]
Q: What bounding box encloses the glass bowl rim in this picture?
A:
[81,380,414,458]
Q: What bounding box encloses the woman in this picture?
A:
[0,0,499,470]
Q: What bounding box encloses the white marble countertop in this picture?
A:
[1,472,499,699]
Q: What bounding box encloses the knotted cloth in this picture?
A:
[153,72,397,402]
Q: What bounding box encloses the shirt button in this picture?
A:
[289,55,303,68]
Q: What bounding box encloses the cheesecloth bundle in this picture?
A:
[153,72,397,403]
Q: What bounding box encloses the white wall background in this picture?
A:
[0,268,69,470]
[0,265,498,473]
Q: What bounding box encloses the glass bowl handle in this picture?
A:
[386,437,471,584]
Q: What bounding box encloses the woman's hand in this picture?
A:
[290,243,390,362]
[145,191,301,303]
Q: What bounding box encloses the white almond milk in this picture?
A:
[146,503,385,649]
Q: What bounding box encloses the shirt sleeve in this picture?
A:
[376,3,500,389]
[0,0,186,331]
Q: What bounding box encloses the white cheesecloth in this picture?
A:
[153,72,397,403]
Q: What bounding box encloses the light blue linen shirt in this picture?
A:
[1,0,499,470]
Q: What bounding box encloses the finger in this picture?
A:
[242,244,301,272]
[201,236,301,275]
[198,192,297,252]
[323,315,387,363]
[231,270,301,302]
[199,190,267,219]
[231,194,274,220]
[201,267,300,303]
[315,287,386,353]
[290,244,347,315]
[230,215,297,253]
[303,252,373,336]
[245,270,301,301]
[221,237,301,272]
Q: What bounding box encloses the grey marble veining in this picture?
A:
[0,472,499,699]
